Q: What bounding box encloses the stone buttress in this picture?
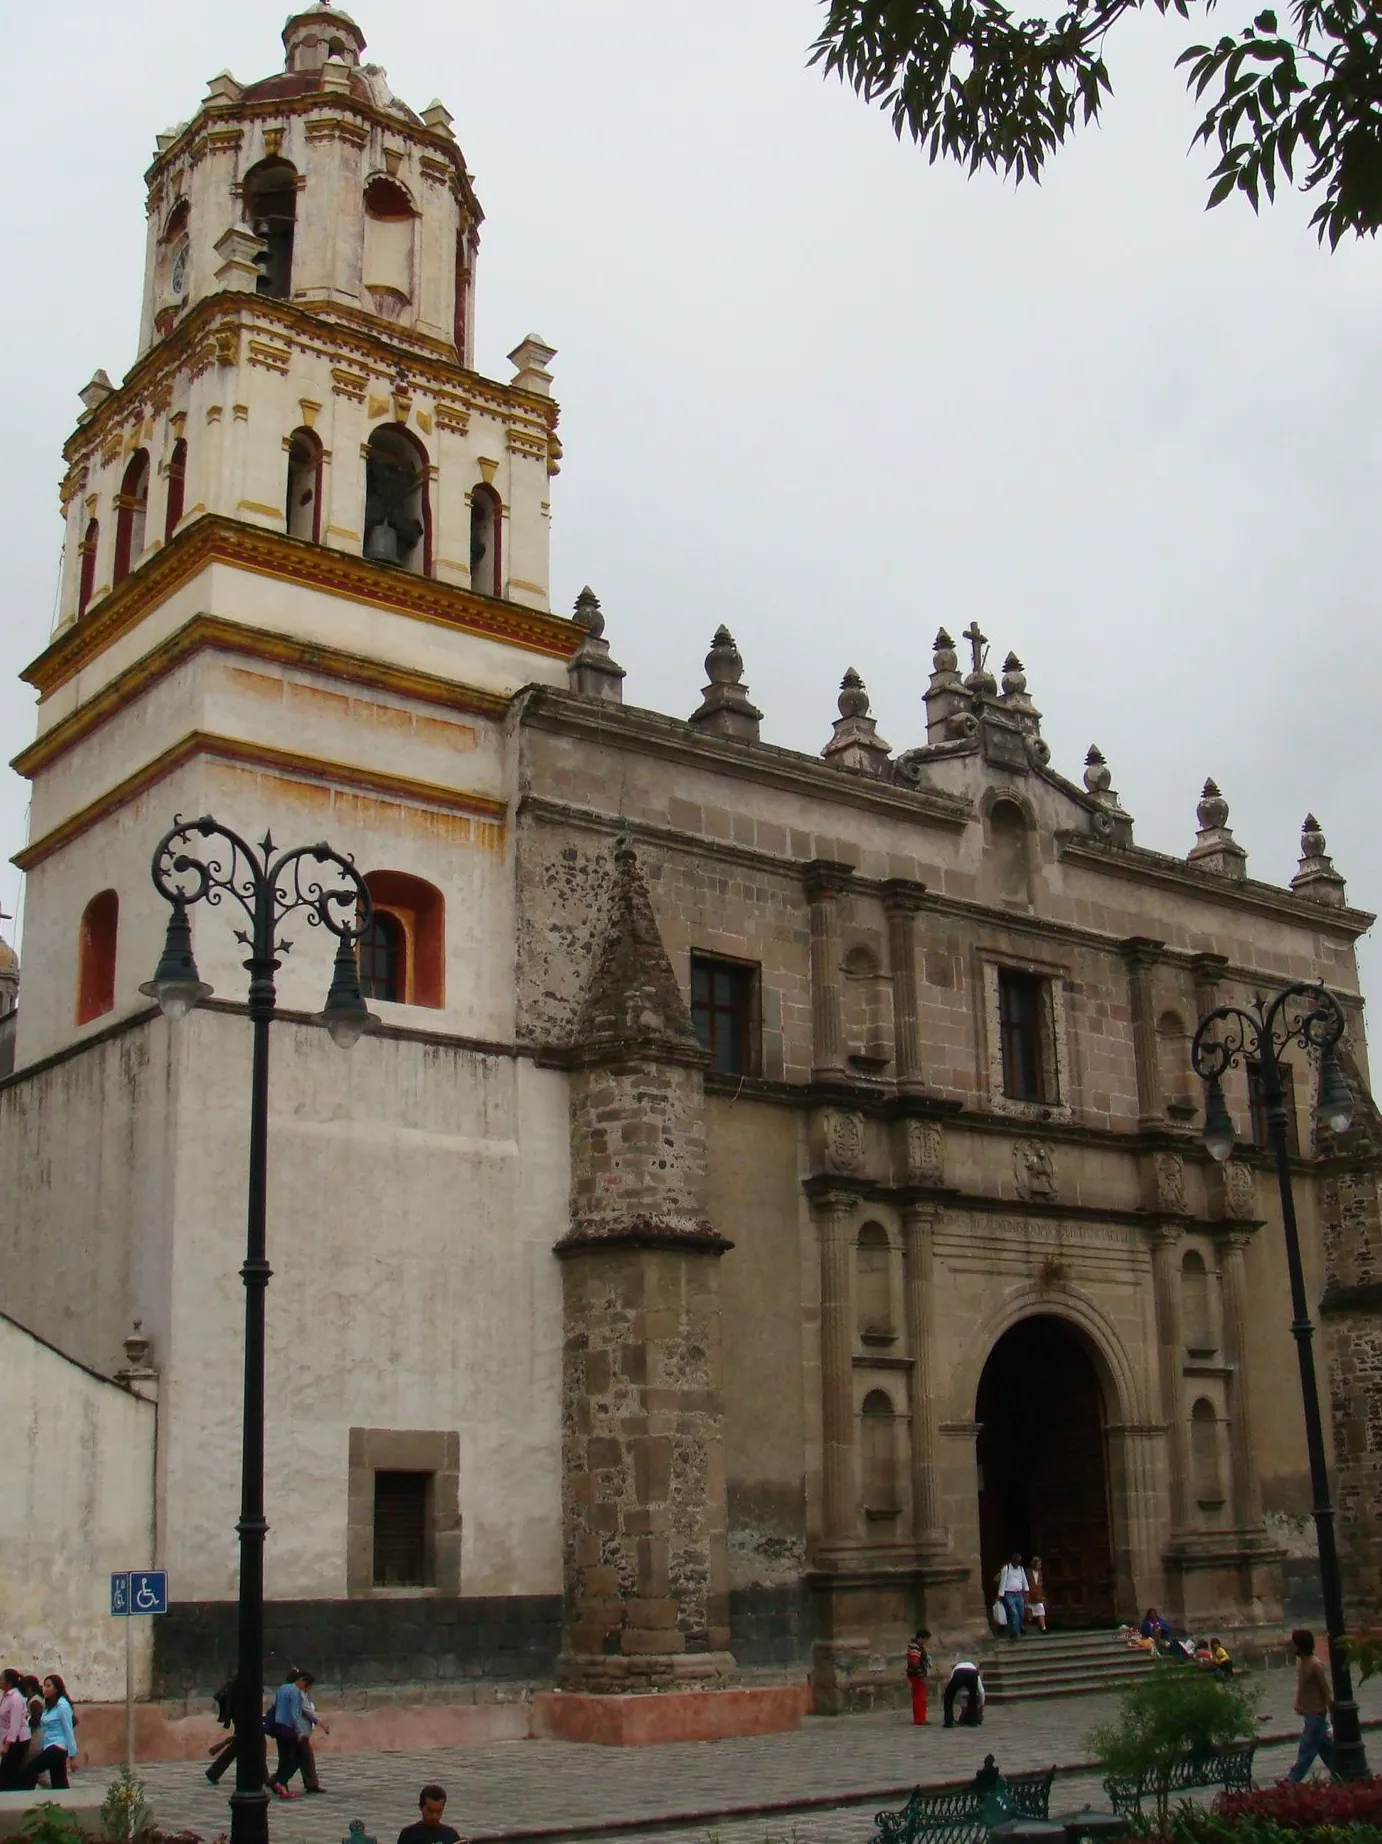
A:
[555,841,735,1692]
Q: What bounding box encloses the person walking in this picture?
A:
[942,1659,986,1727]
[268,1668,310,1798]
[0,1670,31,1789]
[996,1553,1029,1639]
[19,1679,43,1738]
[206,1672,237,1786]
[905,1629,933,1725]
[298,1672,328,1794]
[1026,1558,1047,1632]
[18,1676,78,1790]
[396,1784,462,1844]
[1286,1629,1334,1783]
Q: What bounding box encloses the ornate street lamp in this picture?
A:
[141,817,373,1844]
[1191,981,1367,1779]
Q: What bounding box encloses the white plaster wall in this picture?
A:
[0,1315,156,1700]
[157,1016,568,1600]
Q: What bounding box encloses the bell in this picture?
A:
[364,521,399,565]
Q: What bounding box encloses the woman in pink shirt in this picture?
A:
[0,1669,31,1788]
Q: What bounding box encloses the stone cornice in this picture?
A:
[519,796,1366,1004]
[520,690,973,833]
[1058,834,1375,940]
[13,729,507,872]
[554,1222,734,1258]
[12,613,510,781]
[146,92,479,222]
[24,515,578,702]
[63,290,552,473]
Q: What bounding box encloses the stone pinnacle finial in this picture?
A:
[1082,744,1132,840]
[78,369,115,417]
[688,626,762,742]
[822,668,891,777]
[931,629,960,684]
[1084,745,1112,797]
[1291,812,1348,908]
[574,838,699,1051]
[1187,777,1247,880]
[1001,652,1027,698]
[567,585,625,704]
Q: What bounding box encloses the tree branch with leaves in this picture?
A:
[811,0,1382,244]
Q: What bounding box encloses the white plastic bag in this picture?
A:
[992,1597,1007,1627]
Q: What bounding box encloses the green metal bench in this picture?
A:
[1103,1740,1256,1816]
[872,1767,1057,1844]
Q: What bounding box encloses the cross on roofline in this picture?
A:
[961,620,989,676]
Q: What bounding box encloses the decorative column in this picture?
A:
[1121,936,1166,1126]
[1191,952,1229,1026]
[902,1201,945,1547]
[882,880,927,1094]
[814,1187,857,1549]
[1149,1227,1192,1536]
[1216,1229,1264,1529]
[804,860,853,1082]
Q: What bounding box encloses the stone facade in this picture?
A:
[2,3,1380,1725]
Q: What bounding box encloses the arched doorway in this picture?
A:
[976,1315,1116,1626]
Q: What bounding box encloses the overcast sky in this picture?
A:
[3,0,1377,1003]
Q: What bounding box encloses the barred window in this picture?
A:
[372,1471,431,1587]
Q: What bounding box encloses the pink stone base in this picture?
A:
[72,1700,530,1767]
[530,1685,810,1746]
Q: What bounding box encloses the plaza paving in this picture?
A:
[73,1670,1378,1844]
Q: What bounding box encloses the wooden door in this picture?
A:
[976,1316,1116,1626]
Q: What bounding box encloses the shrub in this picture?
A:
[1165,1812,1382,1844]
[20,1806,89,1844]
[99,1768,150,1844]
[1216,1783,1382,1828]
[1088,1663,1261,1832]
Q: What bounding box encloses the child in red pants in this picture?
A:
[906,1629,933,1723]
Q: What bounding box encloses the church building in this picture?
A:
[4,4,1382,1740]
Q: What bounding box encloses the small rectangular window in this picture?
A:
[1248,1059,1299,1156]
[998,968,1056,1104]
[690,954,759,1076]
[372,1471,431,1587]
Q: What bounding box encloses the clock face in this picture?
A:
[170,238,189,297]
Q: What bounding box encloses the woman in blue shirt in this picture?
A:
[19,1676,78,1790]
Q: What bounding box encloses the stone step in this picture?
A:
[976,1632,1158,1704]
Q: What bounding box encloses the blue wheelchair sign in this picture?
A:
[110,1571,168,1617]
[131,1571,168,1615]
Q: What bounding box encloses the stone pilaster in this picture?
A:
[1121,936,1166,1126]
[901,1202,945,1548]
[813,1186,857,1551]
[882,880,927,1094]
[1216,1229,1265,1529]
[557,840,735,1692]
[1149,1226,1193,1538]
[804,860,853,1082]
[1190,952,1230,1026]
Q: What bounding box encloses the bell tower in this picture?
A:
[15,3,579,1067]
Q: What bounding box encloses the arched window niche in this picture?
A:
[113,451,150,585]
[362,175,416,320]
[1181,1248,1215,1356]
[285,428,323,543]
[359,871,444,1008]
[164,439,187,543]
[469,483,502,597]
[856,1222,894,1344]
[364,426,430,573]
[76,890,119,1024]
[861,1389,901,1524]
[1190,1397,1225,1514]
[77,517,99,616]
[243,158,298,299]
[987,797,1033,907]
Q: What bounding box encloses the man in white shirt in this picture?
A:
[942,1660,985,1727]
[996,1552,1030,1639]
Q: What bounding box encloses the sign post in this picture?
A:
[110,1571,168,1777]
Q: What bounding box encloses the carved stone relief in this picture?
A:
[821,1109,865,1175]
[1013,1138,1057,1202]
[1154,1151,1187,1214]
[904,1118,945,1187]
[1223,1159,1257,1221]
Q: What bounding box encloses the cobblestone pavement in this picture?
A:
[70,1671,1377,1844]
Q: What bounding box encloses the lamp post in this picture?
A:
[1190,980,1366,1779]
[141,816,373,1844]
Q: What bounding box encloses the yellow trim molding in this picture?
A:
[23,513,579,700]
[12,615,511,781]
[14,731,508,872]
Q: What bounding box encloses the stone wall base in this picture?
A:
[556,1650,736,1694]
[1163,1537,1285,1629]
[530,1685,809,1745]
